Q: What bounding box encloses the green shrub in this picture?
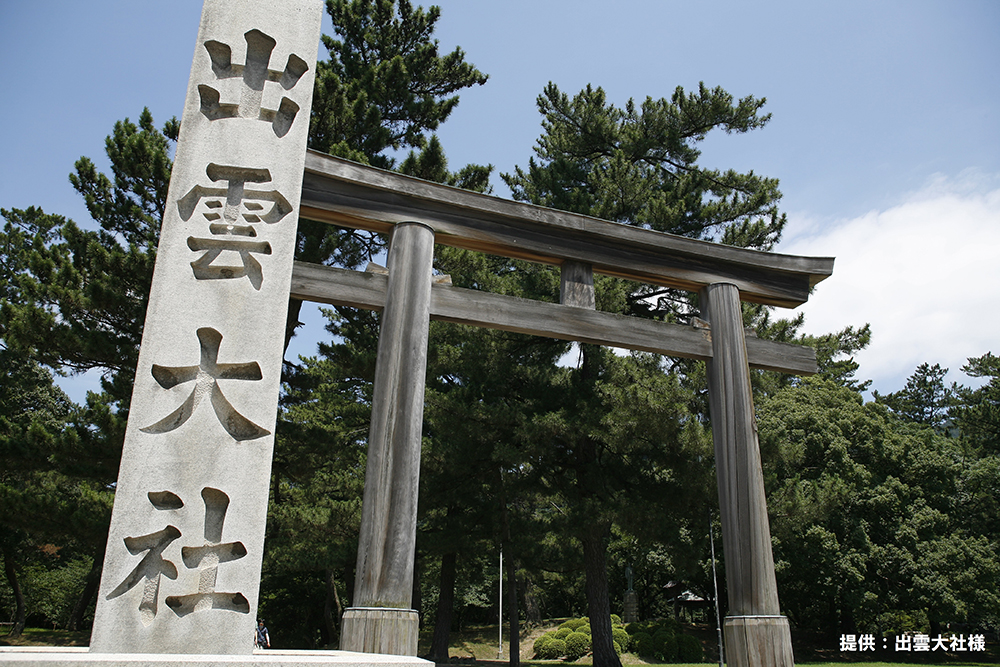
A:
[631,631,653,656]
[613,640,622,656]
[624,622,643,635]
[554,627,572,640]
[568,617,588,630]
[565,632,590,660]
[610,613,623,627]
[578,623,591,636]
[612,627,630,652]
[677,635,703,663]
[533,633,553,657]
[541,638,566,660]
[658,635,678,663]
[659,616,680,633]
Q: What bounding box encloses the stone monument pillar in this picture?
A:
[623,565,638,624]
[341,223,436,656]
[88,0,321,655]
[701,283,794,667]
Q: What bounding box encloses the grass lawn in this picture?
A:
[0,627,89,647]
[423,620,998,666]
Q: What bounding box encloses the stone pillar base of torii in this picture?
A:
[0,647,432,666]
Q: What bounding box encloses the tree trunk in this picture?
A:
[838,605,856,635]
[2,544,25,637]
[66,546,104,631]
[575,344,621,667]
[430,552,457,662]
[412,553,423,627]
[522,575,541,627]
[323,568,342,647]
[283,297,304,354]
[496,470,520,667]
[505,558,520,667]
[582,523,621,667]
[344,562,355,607]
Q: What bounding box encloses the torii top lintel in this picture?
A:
[300,149,833,309]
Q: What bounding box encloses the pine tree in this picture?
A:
[1,110,176,629]
[500,82,791,667]
[311,0,488,166]
[875,362,955,431]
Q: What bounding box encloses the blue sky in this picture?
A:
[2,1,998,402]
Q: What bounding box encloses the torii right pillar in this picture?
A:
[701,283,794,667]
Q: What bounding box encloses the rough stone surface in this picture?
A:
[89,0,321,655]
[622,591,638,624]
[0,647,433,667]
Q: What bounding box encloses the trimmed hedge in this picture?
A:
[659,635,678,663]
[533,633,552,657]
[677,634,703,663]
[631,631,653,655]
[565,632,590,660]
[540,638,565,660]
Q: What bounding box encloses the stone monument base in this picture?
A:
[723,615,794,667]
[340,608,419,656]
[622,590,638,624]
[0,647,433,667]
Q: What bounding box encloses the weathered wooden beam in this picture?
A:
[341,224,434,656]
[299,151,833,309]
[289,261,819,375]
[701,282,794,667]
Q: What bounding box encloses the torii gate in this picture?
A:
[293,155,830,667]
[0,1,831,666]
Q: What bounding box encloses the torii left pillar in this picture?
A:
[341,223,435,656]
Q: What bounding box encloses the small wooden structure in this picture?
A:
[294,150,833,666]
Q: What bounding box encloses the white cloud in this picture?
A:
[779,171,1000,394]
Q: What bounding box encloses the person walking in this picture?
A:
[255,619,270,649]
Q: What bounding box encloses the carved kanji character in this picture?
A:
[165,487,249,616]
[197,28,308,137]
[141,327,269,441]
[106,491,184,627]
[177,164,291,290]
